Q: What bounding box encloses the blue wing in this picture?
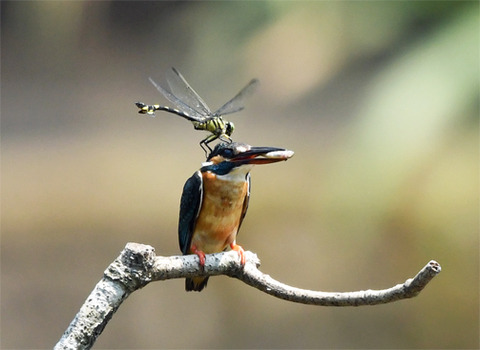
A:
[178,171,203,255]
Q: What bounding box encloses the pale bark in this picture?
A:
[55,242,441,350]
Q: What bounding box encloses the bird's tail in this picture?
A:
[185,277,209,292]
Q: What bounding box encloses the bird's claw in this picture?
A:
[230,243,246,265]
[191,245,206,269]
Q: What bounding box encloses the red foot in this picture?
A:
[230,243,246,265]
[191,245,206,267]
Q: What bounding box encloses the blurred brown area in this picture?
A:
[1,1,478,349]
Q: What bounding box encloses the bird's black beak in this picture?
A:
[231,146,294,165]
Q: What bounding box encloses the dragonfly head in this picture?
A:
[225,121,235,137]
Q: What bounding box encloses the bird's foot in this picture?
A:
[230,243,246,265]
[191,245,206,269]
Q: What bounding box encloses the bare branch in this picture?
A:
[236,258,441,306]
[55,242,441,350]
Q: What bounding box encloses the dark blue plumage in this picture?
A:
[178,171,202,255]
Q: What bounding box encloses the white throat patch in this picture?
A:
[216,164,254,182]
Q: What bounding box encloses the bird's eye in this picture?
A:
[222,148,234,158]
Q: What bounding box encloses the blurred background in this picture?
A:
[1,1,478,349]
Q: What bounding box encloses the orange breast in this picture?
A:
[190,171,248,254]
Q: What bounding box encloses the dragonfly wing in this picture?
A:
[148,77,205,121]
[214,78,259,116]
[166,67,212,117]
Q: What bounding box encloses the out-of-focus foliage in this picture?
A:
[2,1,478,348]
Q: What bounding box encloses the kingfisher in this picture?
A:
[178,142,294,291]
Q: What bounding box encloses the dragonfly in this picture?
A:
[136,67,259,155]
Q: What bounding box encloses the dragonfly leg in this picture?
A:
[219,134,233,144]
[201,134,223,158]
[200,139,213,158]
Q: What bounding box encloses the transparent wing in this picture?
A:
[166,67,212,117]
[148,77,206,121]
[214,78,259,116]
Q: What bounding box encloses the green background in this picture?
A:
[2,1,478,348]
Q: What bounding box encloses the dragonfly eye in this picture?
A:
[225,122,235,136]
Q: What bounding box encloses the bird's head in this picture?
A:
[201,142,294,177]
